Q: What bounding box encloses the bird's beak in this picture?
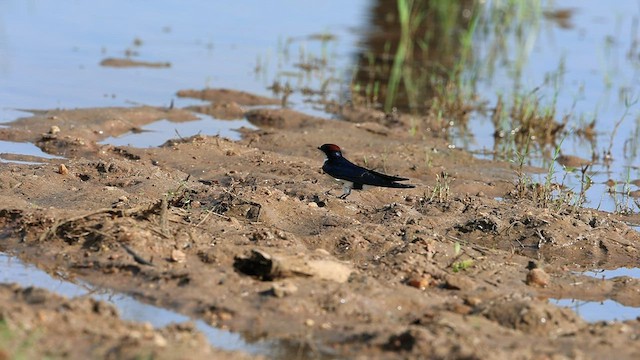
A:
[317,146,322,150]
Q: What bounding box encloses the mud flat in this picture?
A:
[1,88,640,359]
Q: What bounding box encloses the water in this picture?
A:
[0,0,368,158]
[579,267,640,280]
[0,140,65,164]
[0,253,270,354]
[0,1,366,122]
[100,114,255,146]
[551,266,640,322]
[552,298,640,322]
[459,0,640,214]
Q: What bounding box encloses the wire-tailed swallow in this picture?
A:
[318,144,415,199]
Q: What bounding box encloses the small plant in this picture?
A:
[452,259,474,272]
[453,241,461,256]
[570,164,593,211]
[512,139,532,199]
[429,171,451,203]
[450,241,473,272]
[611,167,635,215]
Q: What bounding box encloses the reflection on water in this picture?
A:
[350,1,640,215]
[0,253,270,354]
[0,0,367,119]
[100,114,255,147]
[552,298,640,323]
[551,267,640,322]
[579,267,640,280]
[0,140,65,163]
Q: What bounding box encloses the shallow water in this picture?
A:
[458,1,640,215]
[100,114,255,147]
[0,140,65,163]
[552,298,640,323]
[551,266,640,322]
[0,1,365,118]
[579,267,640,280]
[0,253,270,354]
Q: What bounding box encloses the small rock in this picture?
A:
[526,268,550,287]
[271,281,298,298]
[406,274,432,290]
[58,164,68,175]
[306,260,352,283]
[464,296,482,306]
[450,303,472,315]
[308,202,318,208]
[49,125,61,135]
[305,319,315,327]
[153,333,168,347]
[170,249,186,263]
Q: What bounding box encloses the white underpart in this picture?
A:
[337,179,354,196]
[334,179,371,197]
[336,179,353,188]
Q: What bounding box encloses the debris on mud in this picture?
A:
[100,57,171,68]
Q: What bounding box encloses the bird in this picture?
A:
[317,144,415,199]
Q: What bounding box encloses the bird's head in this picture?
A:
[318,144,342,158]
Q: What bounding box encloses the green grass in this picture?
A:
[0,319,44,360]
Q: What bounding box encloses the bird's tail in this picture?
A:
[389,183,416,189]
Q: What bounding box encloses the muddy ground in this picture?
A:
[1,88,640,359]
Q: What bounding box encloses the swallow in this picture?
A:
[318,144,415,199]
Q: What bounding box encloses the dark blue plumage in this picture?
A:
[318,144,415,198]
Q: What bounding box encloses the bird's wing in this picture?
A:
[323,158,409,187]
[366,168,409,181]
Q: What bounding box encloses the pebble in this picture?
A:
[170,249,186,263]
[406,274,432,290]
[271,281,298,298]
[153,334,168,347]
[526,268,550,287]
[58,164,68,175]
[464,296,482,306]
